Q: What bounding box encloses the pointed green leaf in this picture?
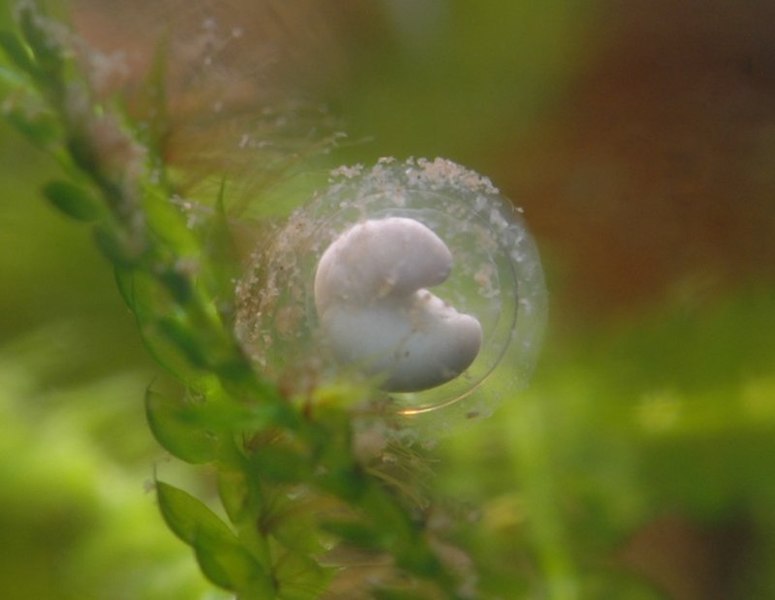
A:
[217,469,250,523]
[145,388,219,464]
[18,4,64,81]
[42,180,102,222]
[0,30,37,74]
[93,224,141,267]
[156,482,272,594]
[193,534,274,596]
[113,267,137,312]
[142,185,199,255]
[274,550,332,600]
[203,178,240,305]
[272,510,325,556]
[4,108,60,148]
[114,270,208,385]
[156,481,233,547]
[156,316,209,368]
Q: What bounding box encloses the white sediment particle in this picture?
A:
[414,157,499,196]
[330,164,363,181]
[84,48,129,96]
[510,249,526,263]
[174,257,200,277]
[489,208,508,231]
[474,263,498,298]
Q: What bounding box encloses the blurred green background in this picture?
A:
[1,0,773,598]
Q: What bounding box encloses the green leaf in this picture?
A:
[321,519,381,552]
[183,398,293,438]
[157,266,194,306]
[156,485,274,594]
[274,550,332,600]
[217,469,250,523]
[4,108,60,148]
[42,180,102,222]
[156,315,209,368]
[251,443,309,484]
[145,387,220,464]
[143,184,199,255]
[203,178,240,304]
[17,4,64,83]
[156,481,233,546]
[0,30,37,75]
[93,224,142,267]
[270,503,325,555]
[113,270,203,383]
[193,533,274,596]
[65,131,101,174]
[113,266,137,312]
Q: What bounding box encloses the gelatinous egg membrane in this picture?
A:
[235,157,547,424]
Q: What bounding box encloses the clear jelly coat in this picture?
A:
[236,157,547,426]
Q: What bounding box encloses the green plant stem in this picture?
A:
[2,4,469,597]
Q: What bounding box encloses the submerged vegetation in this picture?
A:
[1,1,774,599]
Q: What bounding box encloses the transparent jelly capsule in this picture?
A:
[235,157,547,425]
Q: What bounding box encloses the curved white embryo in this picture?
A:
[314,217,483,392]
